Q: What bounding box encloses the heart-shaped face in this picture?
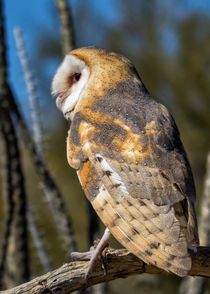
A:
[51,54,90,120]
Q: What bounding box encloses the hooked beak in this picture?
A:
[56,91,76,121]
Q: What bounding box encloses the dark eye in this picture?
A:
[73,72,81,82]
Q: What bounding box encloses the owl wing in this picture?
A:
[69,101,199,277]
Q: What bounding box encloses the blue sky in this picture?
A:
[4,0,122,82]
[3,0,210,126]
[4,0,122,123]
[2,0,122,130]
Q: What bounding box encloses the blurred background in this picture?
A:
[0,0,210,293]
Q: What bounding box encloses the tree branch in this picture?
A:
[0,0,29,285]
[2,247,210,294]
[55,0,76,54]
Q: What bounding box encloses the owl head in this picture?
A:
[51,46,142,121]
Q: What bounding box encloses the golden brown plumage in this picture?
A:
[52,46,199,277]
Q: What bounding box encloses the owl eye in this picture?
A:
[73,72,81,82]
[67,72,81,87]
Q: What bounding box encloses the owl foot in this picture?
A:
[85,227,110,279]
[70,228,111,279]
[92,238,109,274]
[71,250,92,260]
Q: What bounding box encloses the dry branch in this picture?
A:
[56,0,76,54]
[1,247,210,294]
[0,0,29,285]
[14,27,43,158]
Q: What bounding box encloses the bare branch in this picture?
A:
[0,0,29,286]
[0,121,15,289]
[1,247,210,294]
[14,27,43,158]
[27,206,52,272]
[55,0,76,54]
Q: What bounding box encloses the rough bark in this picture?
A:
[1,247,210,294]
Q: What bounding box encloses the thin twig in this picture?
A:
[14,27,43,158]
[27,206,52,272]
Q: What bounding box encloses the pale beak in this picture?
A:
[56,96,63,110]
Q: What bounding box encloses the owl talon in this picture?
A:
[93,239,101,248]
[100,247,109,274]
[85,228,111,279]
[71,250,93,261]
[84,245,109,280]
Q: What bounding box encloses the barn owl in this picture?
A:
[52,46,199,277]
